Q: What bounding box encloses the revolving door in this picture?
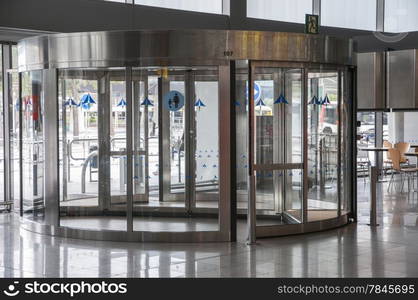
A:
[17,30,354,242]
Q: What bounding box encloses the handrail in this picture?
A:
[68,138,98,161]
[68,137,145,161]
[81,150,98,194]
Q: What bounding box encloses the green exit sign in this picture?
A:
[305,14,319,34]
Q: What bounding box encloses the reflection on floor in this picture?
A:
[357,176,418,227]
[2,213,418,277]
[1,176,417,278]
[60,216,219,232]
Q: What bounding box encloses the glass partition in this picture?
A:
[385,0,418,33]
[307,70,339,221]
[247,0,312,24]
[21,71,44,222]
[129,67,220,232]
[56,67,220,233]
[8,71,20,211]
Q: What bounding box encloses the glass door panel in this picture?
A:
[110,77,127,207]
[131,67,219,232]
[21,71,44,222]
[8,71,20,211]
[194,73,220,210]
[252,65,303,227]
[307,70,339,221]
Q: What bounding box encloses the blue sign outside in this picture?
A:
[245,82,262,101]
[163,90,185,111]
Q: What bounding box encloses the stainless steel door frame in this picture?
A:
[6,69,19,209]
[43,69,59,227]
[158,76,171,202]
[97,71,111,211]
[185,70,196,213]
[2,45,12,206]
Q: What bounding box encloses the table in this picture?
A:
[404,152,418,192]
[358,147,389,182]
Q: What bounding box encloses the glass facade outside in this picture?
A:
[134,0,223,14]
[247,0,312,24]
[321,0,377,31]
[385,0,418,32]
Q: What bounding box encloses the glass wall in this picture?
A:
[385,0,418,33]
[9,47,20,211]
[247,0,312,24]
[321,0,376,31]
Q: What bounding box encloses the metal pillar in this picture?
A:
[2,44,12,206]
[98,72,111,211]
[43,69,59,226]
[185,70,196,213]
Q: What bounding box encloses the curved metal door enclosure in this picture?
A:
[14,30,355,242]
[245,61,354,239]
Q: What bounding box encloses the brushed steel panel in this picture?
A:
[356,52,385,110]
[18,30,354,72]
[387,50,417,109]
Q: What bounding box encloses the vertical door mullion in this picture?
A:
[43,69,59,227]
[98,72,111,211]
[185,70,196,213]
[337,69,342,217]
[126,67,133,232]
[247,60,256,243]
[143,75,150,202]
[273,70,282,215]
[18,72,23,217]
[302,67,308,224]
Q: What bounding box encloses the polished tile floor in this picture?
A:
[1,176,418,278]
[1,213,418,278]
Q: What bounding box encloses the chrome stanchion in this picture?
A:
[247,172,257,244]
[368,165,379,226]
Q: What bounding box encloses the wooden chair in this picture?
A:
[387,148,418,192]
[383,140,393,175]
[394,142,410,164]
